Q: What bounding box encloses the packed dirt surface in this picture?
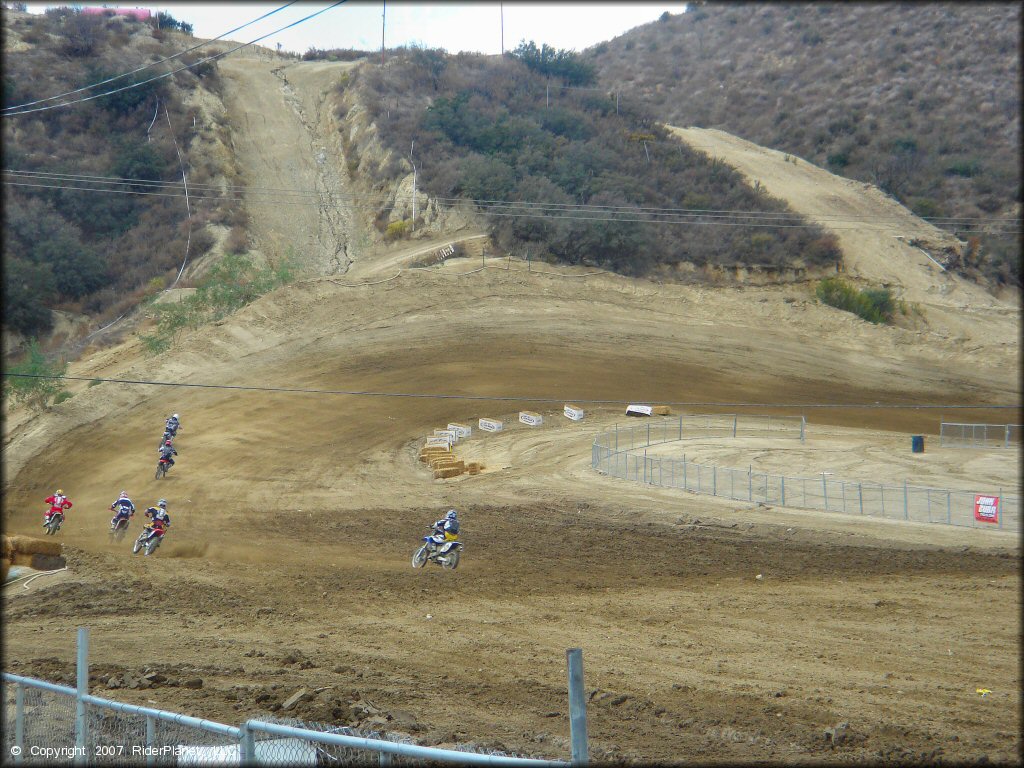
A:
[3,57,1020,764]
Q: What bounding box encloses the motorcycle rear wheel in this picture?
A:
[441,549,460,570]
[45,517,61,535]
[145,538,161,556]
[412,545,429,569]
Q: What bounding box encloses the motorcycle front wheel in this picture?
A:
[412,545,429,569]
[132,537,144,554]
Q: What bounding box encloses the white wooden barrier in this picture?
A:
[564,405,585,421]
[626,404,653,417]
[519,411,543,426]
[479,418,503,432]
[448,423,472,438]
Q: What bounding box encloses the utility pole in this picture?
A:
[500,2,504,54]
[381,0,386,66]
[410,141,417,230]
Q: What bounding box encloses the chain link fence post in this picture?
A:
[75,627,89,766]
[566,649,588,766]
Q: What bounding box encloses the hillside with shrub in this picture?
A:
[334,44,841,278]
[585,2,1020,289]
[2,6,237,340]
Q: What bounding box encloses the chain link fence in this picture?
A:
[940,422,1022,449]
[3,677,77,765]
[4,671,570,766]
[592,415,1019,532]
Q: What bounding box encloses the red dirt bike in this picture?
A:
[155,456,173,480]
[43,511,64,536]
[132,524,166,556]
[109,510,133,543]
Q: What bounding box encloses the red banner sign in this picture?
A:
[974,495,1000,524]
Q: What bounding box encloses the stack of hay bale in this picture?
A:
[419,444,466,479]
[2,534,66,579]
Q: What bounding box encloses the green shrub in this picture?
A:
[816,277,895,324]
[384,220,411,241]
[141,251,297,355]
[53,391,73,405]
[3,339,68,409]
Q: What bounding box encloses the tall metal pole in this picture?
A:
[381,0,386,66]
[75,627,89,765]
[500,2,504,54]
[566,649,588,765]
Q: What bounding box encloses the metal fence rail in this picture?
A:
[940,422,1022,449]
[3,630,582,766]
[593,414,805,452]
[592,417,1019,532]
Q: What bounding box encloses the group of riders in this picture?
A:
[40,412,464,563]
[41,415,180,550]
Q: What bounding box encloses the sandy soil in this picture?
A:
[3,58,1020,764]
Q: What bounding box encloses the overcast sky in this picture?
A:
[24,2,686,56]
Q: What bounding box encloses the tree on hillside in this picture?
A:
[510,41,596,86]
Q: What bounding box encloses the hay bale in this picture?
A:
[429,458,464,472]
[419,447,451,461]
[11,552,35,567]
[8,535,63,557]
[2,557,9,583]
[466,462,485,475]
[1,535,12,557]
[433,466,464,480]
[652,405,671,416]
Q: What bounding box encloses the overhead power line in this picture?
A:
[1,1,347,117]
[1,2,298,113]
[3,170,1018,234]
[3,373,1018,410]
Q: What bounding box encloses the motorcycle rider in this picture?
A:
[142,499,171,542]
[43,489,73,529]
[110,491,136,528]
[427,509,460,549]
[157,439,178,469]
[158,428,175,449]
[165,414,181,437]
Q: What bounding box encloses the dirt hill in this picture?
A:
[3,56,1020,764]
[587,3,1021,288]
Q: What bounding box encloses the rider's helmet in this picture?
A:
[56,489,64,496]
[446,509,457,520]
[172,413,179,420]
[165,440,172,446]
[158,499,167,509]
[119,491,128,499]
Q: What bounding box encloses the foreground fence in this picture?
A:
[940,422,1022,449]
[592,415,1019,532]
[3,629,581,765]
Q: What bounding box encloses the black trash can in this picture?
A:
[911,435,925,453]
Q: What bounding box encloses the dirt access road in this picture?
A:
[3,56,1020,764]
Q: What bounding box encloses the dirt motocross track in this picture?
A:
[3,55,1021,764]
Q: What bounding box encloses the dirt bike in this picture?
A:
[412,530,462,570]
[43,511,64,535]
[155,457,173,480]
[132,525,166,556]
[109,511,132,543]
